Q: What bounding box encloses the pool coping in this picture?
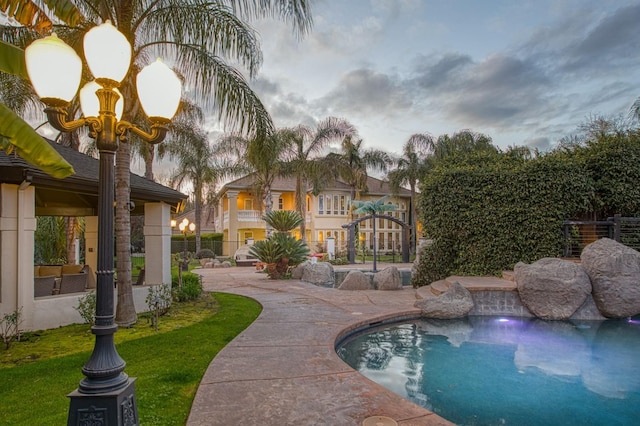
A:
[187,265,454,425]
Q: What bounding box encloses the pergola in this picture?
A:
[0,140,186,330]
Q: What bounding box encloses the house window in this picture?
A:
[340,195,346,215]
[379,232,385,250]
[401,212,406,223]
[278,197,283,210]
[326,195,332,214]
[318,195,324,214]
[318,231,324,242]
[244,199,253,210]
[333,195,339,215]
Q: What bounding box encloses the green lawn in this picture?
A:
[0,293,261,425]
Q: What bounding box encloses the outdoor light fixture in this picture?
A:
[25,21,181,426]
[178,218,196,271]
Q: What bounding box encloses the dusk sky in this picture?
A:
[234,0,640,156]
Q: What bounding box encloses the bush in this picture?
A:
[1,308,23,350]
[75,292,96,326]
[173,273,202,302]
[414,151,593,286]
[146,284,172,330]
[196,248,215,259]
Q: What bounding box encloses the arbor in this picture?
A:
[387,133,433,252]
[352,196,397,272]
[284,117,356,240]
[3,0,314,325]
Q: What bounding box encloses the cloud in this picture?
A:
[318,68,413,117]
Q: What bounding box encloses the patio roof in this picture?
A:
[0,140,187,216]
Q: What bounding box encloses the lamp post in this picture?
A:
[178,218,196,272]
[25,21,181,426]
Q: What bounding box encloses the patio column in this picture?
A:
[143,202,172,286]
[0,183,36,328]
[84,216,98,277]
[225,190,239,257]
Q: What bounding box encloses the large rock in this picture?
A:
[338,270,371,290]
[290,261,309,279]
[414,282,474,319]
[514,258,591,320]
[580,238,640,318]
[373,266,402,290]
[300,262,335,288]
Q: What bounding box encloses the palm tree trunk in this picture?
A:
[296,176,307,241]
[115,141,136,327]
[410,182,417,254]
[65,217,76,263]
[195,181,202,252]
[264,184,273,237]
[144,144,154,181]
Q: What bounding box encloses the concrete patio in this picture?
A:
[187,264,454,425]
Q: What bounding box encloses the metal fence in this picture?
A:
[562,215,640,258]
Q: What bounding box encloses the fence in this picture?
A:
[562,215,640,258]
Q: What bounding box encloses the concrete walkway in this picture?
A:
[187,264,454,425]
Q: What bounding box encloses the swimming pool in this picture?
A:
[337,316,640,426]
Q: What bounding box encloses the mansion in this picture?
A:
[217,174,415,258]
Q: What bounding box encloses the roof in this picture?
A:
[0,140,187,216]
[222,173,412,197]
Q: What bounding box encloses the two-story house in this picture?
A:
[217,173,414,258]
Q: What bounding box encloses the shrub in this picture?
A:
[1,308,23,350]
[196,249,215,259]
[250,233,310,279]
[173,273,202,302]
[75,292,96,326]
[146,284,172,330]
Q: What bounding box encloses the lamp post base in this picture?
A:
[67,377,139,426]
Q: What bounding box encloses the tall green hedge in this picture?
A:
[412,151,593,286]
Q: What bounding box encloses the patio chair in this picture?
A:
[58,273,88,294]
[34,275,56,297]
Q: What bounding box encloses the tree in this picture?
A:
[164,120,221,252]
[428,130,497,165]
[387,133,433,253]
[284,117,356,241]
[217,129,294,236]
[3,0,314,326]
[352,195,397,272]
[322,135,392,218]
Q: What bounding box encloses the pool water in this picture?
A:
[337,316,640,426]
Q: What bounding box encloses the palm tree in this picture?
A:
[387,133,433,253]
[352,195,397,272]
[164,120,220,253]
[217,129,293,236]
[284,117,356,241]
[429,130,496,164]
[323,135,393,219]
[3,0,314,326]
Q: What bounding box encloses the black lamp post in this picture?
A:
[178,218,196,271]
[25,21,181,425]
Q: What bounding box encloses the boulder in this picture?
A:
[414,282,474,319]
[338,270,371,290]
[301,262,335,288]
[514,258,591,320]
[373,266,402,290]
[290,261,309,280]
[580,238,640,318]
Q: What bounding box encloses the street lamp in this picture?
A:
[25,21,181,426]
[178,218,196,271]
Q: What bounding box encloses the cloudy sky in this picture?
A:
[237,0,640,155]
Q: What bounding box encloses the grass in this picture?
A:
[0,292,261,425]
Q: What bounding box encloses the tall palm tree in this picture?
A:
[285,117,356,241]
[323,135,393,219]
[387,133,433,253]
[217,128,293,236]
[164,120,220,252]
[3,0,314,326]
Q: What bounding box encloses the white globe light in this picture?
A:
[136,59,182,120]
[80,81,124,120]
[83,21,132,84]
[25,33,82,103]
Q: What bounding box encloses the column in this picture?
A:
[143,203,172,286]
[225,191,239,257]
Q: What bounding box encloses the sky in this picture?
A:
[226,0,640,156]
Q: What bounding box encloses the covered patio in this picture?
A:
[0,140,186,330]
